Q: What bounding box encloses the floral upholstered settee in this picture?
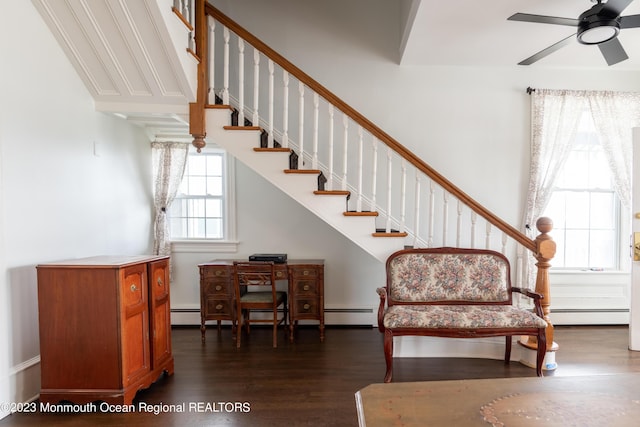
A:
[376,247,547,382]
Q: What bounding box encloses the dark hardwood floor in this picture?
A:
[1,325,639,426]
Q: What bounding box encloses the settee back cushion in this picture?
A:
[387,250,510,303]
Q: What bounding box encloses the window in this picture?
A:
[169,147,233,241]
[543,112,620,270]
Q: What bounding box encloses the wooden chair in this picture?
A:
[233,261,288,348]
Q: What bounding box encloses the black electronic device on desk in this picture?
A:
[249,254,288,263]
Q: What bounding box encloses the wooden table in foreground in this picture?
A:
[355,373,640,426]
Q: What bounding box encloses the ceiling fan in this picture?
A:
[508,0,640,65]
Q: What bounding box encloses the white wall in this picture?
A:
[0,1,154,412]
[204,0,640,325]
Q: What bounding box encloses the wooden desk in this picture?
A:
[198,259,324,343]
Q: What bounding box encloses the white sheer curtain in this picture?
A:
[589,91,640,210]
[152,141,190,256]
[522,89,640,288]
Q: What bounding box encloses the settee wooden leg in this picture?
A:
[536,328,547,377]
[504,336,512,364]
[383,329,393,383]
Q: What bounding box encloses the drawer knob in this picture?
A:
[216,304,223,310]
[303,303,310,310]
[303,285,310,291]
[276,272,284,278]
[216,270,222,276]
[215,285,222,291]
[130,284,138,292]
[303,270,309,276]
[157,278,163,286]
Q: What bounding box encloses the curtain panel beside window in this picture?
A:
[151,141,190,256]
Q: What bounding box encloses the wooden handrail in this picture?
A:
[203,4,535,253]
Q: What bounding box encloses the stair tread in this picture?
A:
[284,169,321,174]
[254,147,291,152]
[344,211,378,217]
[314,190,350,196]
[224,125,261,131]
[372,231,408,237]
[206,104,233,110]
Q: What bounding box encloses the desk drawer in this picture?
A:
[203,297,233,317]
[292,299,319,317]
[289,266,319,279]
[203,280,232,296]
[291,280,318,296]
[201,266,232,279]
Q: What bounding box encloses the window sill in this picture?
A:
[550,269,629,275]
[171,239,239,253]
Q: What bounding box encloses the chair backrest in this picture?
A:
[233,261,277,299]
[385,247,512,305]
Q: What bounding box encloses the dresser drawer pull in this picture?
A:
[303,285,310,291]
[303,270,309,276]
[157,278,163,286]
[215,270,223,276]
[215,285,222,291]
[216,304,223,311]
[130,284,138,292]
[276,271,284,278]
[303,303,310,310]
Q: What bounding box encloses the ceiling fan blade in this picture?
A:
[601,0,634,16]
[517,34,575,65]
[508,13,579,27]
[620,14,640,28]
[598,38,629,65]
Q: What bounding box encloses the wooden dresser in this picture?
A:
[36,255,174,405]
[198,259,325,343]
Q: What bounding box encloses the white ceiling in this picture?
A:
[401,0,640,69]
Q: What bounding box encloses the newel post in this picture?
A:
[533,217,557,351]
[190,0,208,153]
[519,217,559,370]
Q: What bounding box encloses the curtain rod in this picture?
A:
[526,87,536,95]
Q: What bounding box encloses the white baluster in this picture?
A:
[485,222,492,249]
[268,60,274,147]
[208,17,215,105]
[370,137,378,212]
[328,105,334,189]
[356,127,364,212]
[456,200,463,247]
[516,244,524,290]
[413,175,421,248]
[252,48,260,126]
[385,148,393,233]
[428,181,435,247]
[400,160,407,233]
[442,192,449,246]
[222,27,230,105]
[502,232,508,254]
[298,82,305,166]
[282,71,289,148]
[313,93,319,170]
[342,114,349,191]
[470,212,478,248]
[238,39,245,125]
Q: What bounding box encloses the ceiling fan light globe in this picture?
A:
[577,20,620,44]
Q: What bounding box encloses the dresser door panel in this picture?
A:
[149,259,172,368]
[120,265,150,385]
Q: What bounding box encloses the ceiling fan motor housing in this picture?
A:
[577,6,621,44]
